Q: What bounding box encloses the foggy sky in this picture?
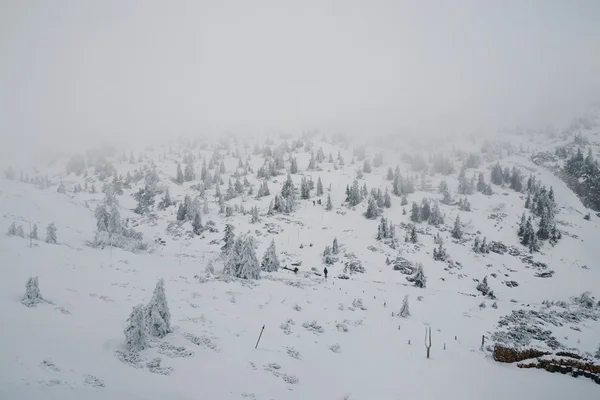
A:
[1,0,600,161]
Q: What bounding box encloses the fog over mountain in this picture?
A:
[1,0,600,161]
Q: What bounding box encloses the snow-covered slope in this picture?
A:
[2,124,600,399]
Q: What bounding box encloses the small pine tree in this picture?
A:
[192,212,203,235]
[7,222,17,236]
[383,189,392,208]
[326,194,333,211]
[21,276,43,307]
[124,304,149,352]
[364,197,379,219]
[261,239,280,272]
[410,202,420,223]
[31,224,38,240]
[332,237,339,254]
[409,225,418,243]
[45,223,57,244]
[451,215,462,239]
[250,206,260,223]
[145,278,171,338]
[316,177,324,196]
[220,224,235,255]
[399,295,410,317]
[176,163,184,184]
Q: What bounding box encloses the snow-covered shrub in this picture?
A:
[329,343,341,353]
[336,322,349,332]
[343,253,364,274]
[302,320,325,334]
[145,278,171,338]
[45,223,57,244]
[21,276,43,307]
[292,303,302,312]
[406,262,426,288]
[124,304,149,352]
[7,222,17,236]
[261,239,280,272]
[352,298,367,310]
[572,292,595,309]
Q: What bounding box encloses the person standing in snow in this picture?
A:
[323,267,328,279]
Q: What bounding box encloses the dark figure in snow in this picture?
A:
[318,199,322,205]
[294,267,299,274]
[323,267,328,279]
[313,200,316,206]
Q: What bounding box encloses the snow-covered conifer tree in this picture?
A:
[45,223,57,244]
[221,224,236,255]
[326,193,333,211]
[145,278,171,338]
[7,222,17,236]
[316,177,324,196]
[31,224,38,240]
[192,212,203,235]
[332,237,339,254]
[238,236,261,279]
[451,215,462,239]
[124,304,149,352]
[21,276,43,307]
[261,239,280,272]
[176,163,184,184]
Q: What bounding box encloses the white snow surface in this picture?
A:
[2,127,600,399]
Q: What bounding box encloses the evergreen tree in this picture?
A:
[419,198,431,221]
[300,177,310,199]
[108,205,121,236]
[399,295,410,317]
[428,200,444,225]
[473,236,481,253]
[158,188,173,210]
[239,236,261,279]
[176,163,184,184]
[410,202,420,223]
[383,189,392,208]
[192,212,203,235]
[490,163,504,185]
[45,223,57,244]
[57,181,66,194]
[7,222,17,236]
[400,194,408,206]
[407,262,426,288]
[145,278,171,338]
[308,152,316,170]
[326,194,333,211]
[363,159,372,173]
[221,224,235,255]
[316,177,324,196]
[433,243,447,261]
[21,276,43,307]
[124,304,149,352]
[250,206,260,223]
[332,237,339,254]
[483,183,493,196]
[387,167,394,180]
[451,215,462,239]
[476,172,487,192]
[261,239,280,272]
[322,245,336,265]
[177,203,187,221]
[290,158,298,174]
[364,197,379,219]
[31,224,38,240]
[219,159,226,173]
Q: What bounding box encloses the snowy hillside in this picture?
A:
[2,119,600,399]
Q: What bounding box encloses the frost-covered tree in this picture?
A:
[326,194,333,211]
[261,239,280,272]
[399,295,410,317]
[316,177,324,196]
[363,159,372,173]
[124,304,149,352]
[238,236,261,279]
[7,222,17,236]
[410,202,420,223]
[383,189,392,208]
[332,237,339,254]
[386,167,394,180]
[400,194,408,206]
[219,159,226,174]
[407,262,426,288]
[192,212,203,235]
[433,243,447,261]
[290,157,299,174]
[21,276,43,307]
[250,206,260,223]
[364,197,379,219]
[184,163,195,182]
[145,278,171,338]
[322,245,336,265]
[30,224,38,240]
[45,223,57,244]
[451,215,462,239]
[176,163,184,184]
[300,177,310,199]
[221,224,235,255]
[428,200,444,226]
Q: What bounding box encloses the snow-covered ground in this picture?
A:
[2,122,600,399]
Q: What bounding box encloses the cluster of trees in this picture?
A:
[93,199,146,251]
[376,217,395,241]
[220,225,273,279]
[519,182,561,251]
[433,242,448,261]
[561,147,600,211]
[4,167,51,189]
[11,222,56,244]
[472,236,489,254]
[345,180,368,207]
[389,166,416,197]
[490,163,523,192]
[322,237,340,265]
[406,262,426,288]
[124,278,172,352]
[409,199,444,226]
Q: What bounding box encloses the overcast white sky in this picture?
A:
[1,0,600,160]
